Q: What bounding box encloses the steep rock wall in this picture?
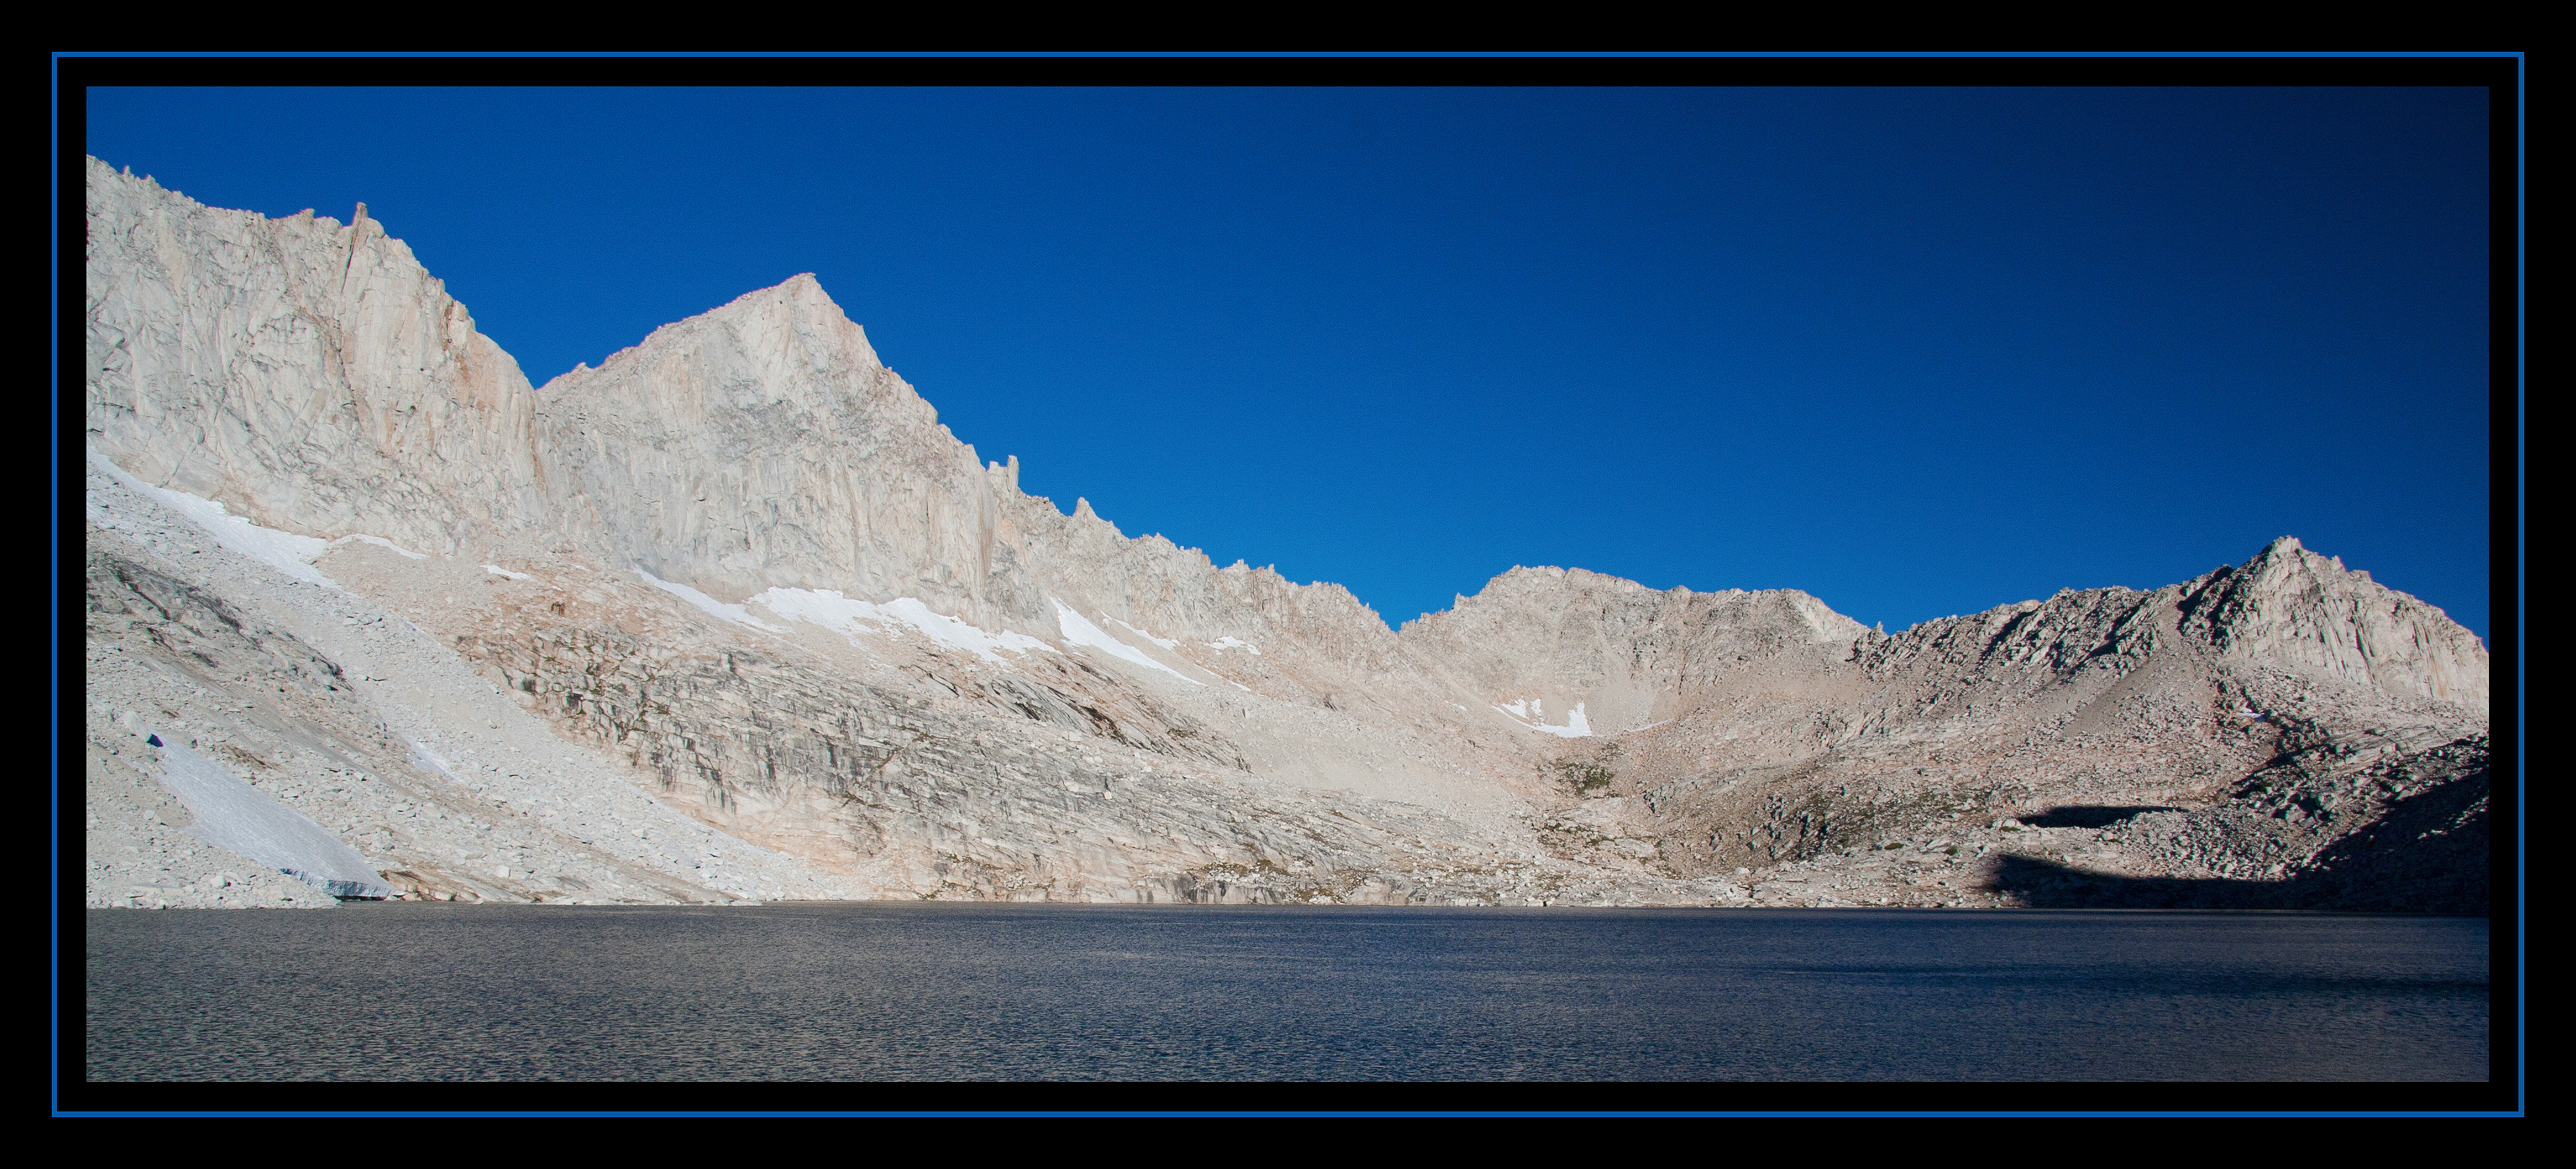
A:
[84,158,548,558]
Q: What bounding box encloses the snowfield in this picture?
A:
[1496,697,1592,738]
[89,450,336,588]
[754,588,1055,664]
[155,738,398,898]
[636,568,786,631]
[1052,599,1202,685]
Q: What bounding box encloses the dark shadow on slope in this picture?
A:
[1983,854,2292,909]
[2020,805,2182,829]
[2292,764,2488,914]
[1985,768,2489,913]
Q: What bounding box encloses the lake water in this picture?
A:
[84,905,2488,1082]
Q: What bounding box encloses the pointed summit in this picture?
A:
[562,272,880,389]
[2185,536,2486,705]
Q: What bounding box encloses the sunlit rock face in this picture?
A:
[82,158,2489,911]
[85,158,550,560]
[2182,536,2488,706]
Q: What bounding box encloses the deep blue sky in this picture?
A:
[83,88,2492,639]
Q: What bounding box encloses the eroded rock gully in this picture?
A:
[81,158,2493,911]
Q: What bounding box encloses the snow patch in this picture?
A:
[1112,618,1180,649]
[753,588,1056,664]
[1495,698,1592,738]
[89,449,334,587]
[1205,636,1262,655]
[333,534,428,559]
[752,588,895,644]
[636,568,784,631]
[155,738,395,898]
[484,564,531,581]
[1051,599,1202,685]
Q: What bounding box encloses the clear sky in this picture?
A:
[83,87,2493,639]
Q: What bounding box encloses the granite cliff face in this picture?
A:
[85,161,549,561]
[82,159,2491,911]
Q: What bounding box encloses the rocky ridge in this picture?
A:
[81,159,2492,911]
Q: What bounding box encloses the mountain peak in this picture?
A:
[2186,536,2486,706]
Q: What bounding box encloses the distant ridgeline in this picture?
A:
[81,158,2491,911]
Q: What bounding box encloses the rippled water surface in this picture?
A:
[85,905,2488,1081]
